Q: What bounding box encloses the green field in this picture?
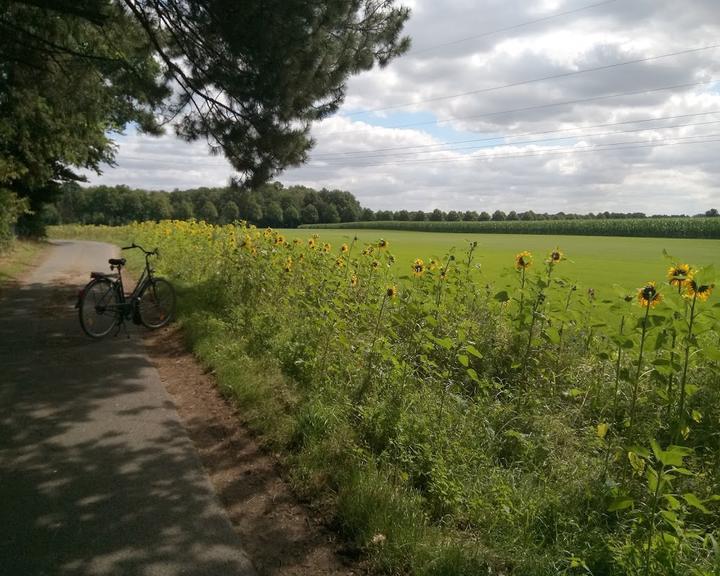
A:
[280,228,720,295]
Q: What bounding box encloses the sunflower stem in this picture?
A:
[629,301,651,435]
[674,292,697,443]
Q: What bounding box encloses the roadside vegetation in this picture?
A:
[53,222,720,575]
[0,239,46,292]
[303,217,720,239]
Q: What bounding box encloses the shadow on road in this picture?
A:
[0,277,255,575]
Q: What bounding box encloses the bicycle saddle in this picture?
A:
[108,258,126,266]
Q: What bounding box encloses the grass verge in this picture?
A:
[0,239,47,294]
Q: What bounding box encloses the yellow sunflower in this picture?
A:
[323,243,332,253]
[548,248,563,264]
[412,258,425,277]
[428,258,439,271]
[283,257,293,272]
[371,259,380,270]
[308,238,317,249]
[335,258,345,268]
[515,251,532,270]
[350,274,358,287]
[341,243,349,253]
[637,282,662,308]
[386,285,398,299]
[275,234,286,245]
[684,279,714,302]
[378,239,388,250]
[667,263,692,287]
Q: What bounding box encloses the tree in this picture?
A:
[463,210,478,221]
[394,210,410,221]
[175,201,195,220]
[2,0,410,234]
[705,208,719,217]
[283,205,300,228]
[492,210,506,221]
[446,210,460,222]
[507,210,519,221]
[478,211,491,221]
[375,210,393,221]
[221,200,240,223]
[360,208,375,221]
[429,209,444,221]
[1,2,169,235]
[301,203,319,224]
[412,210,426,222]
[199,199,219,222]
[264,201,284,227]
[146,193,173,221]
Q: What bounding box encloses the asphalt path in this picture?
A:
[0,240,256,576]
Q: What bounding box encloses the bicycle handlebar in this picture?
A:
[121,243,159,256]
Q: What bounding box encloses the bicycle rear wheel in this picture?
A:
[138,278,176,329]
[79,278,120,338]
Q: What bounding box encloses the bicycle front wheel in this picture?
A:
[79,278,120,338]
[138,278,176,329]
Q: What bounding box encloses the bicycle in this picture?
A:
[76,243,176,338]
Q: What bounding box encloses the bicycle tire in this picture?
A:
[138,277,176,329]
[79,278,120,338]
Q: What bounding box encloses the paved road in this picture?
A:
[0,241,256,576]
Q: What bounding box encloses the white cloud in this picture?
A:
[88,0,720,214]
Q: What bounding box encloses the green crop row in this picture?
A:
[301,217,720,238]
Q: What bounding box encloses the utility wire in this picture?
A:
[314,118,720,162]
[312,110,720,157]
[310,133,720,168]
[346,44,720,116]
[325,80,717,134]
[410,0,618,56]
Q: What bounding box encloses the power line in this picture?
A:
[309,133,720,169]
[324,80,717,134]
[314,118,720,162]
[346,43,720,116]
[312,110,720,157]
[410,0,618,56]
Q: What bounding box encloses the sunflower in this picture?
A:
[378,238,389,250]
[637,282,662,308]
[428,258,439,271]
[283,257,293,272]
[350,274,358,287]
[308,238,317,249]
[667,263,692,287]
[335,257,345,268]
[371,259,380,270]
[515,251,532,270]
[386,285,398,299]
[263,227,273,238]
[412,258,425,277]
[684,279,714,302]
[362,245,374,256]
[548,248,563,264]
[439,269,448,281]
[275,234,286,245]
[341,243,349,253]
[323,243,332,253]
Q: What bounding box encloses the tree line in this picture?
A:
[45,183,718,230]
[48,182,363,228]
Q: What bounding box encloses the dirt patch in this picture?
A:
[142,324,362,576]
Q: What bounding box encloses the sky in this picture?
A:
[88,0,720,215]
